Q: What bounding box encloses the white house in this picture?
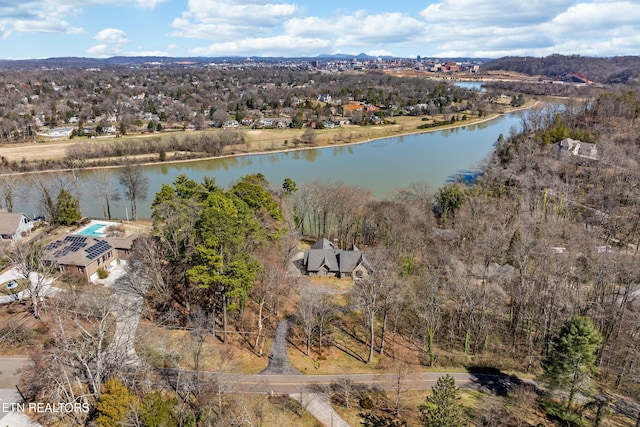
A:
[0,212,34,240]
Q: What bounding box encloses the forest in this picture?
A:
[483,54,640,84]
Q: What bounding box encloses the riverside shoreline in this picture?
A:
[0,101,540,177]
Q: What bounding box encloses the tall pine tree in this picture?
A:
[543,315,602,411]
[419,374,465,427]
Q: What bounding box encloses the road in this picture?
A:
[211,371,517,395]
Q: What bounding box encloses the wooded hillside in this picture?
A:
[484,54,640,84]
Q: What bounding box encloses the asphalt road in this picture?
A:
[213,371,517,395]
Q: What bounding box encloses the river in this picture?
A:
[12,106,552,220]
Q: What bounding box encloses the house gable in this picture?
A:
[303,239,369,279]
[0,212,34,240]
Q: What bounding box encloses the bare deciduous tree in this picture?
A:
[118,164,149,220]
[2,241,58,319]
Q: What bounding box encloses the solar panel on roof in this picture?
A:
[84,240,113,260]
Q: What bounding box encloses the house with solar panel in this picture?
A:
[42,235,136,282]
[303,238,370,280]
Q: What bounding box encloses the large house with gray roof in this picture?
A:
[42,234,136,282]
[303,238,369,279]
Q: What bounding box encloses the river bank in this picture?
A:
[8,102,539,218]
[0,101,539,177]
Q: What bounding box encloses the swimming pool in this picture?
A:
[76,223,106,237]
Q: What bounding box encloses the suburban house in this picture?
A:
[0,212,34,240]
[556,138,598,160]
[42,234,136,282]
[303,238,369,279]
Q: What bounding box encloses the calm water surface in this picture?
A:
[15,108,537,219]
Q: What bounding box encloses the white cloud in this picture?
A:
[172,0,298,39]
[88,28,130,57]
[94,28,129,44]
[286,12,425,45]
[0,0,166,40]
[13,19,83,34]
[548,1,640,30]
[133,0,168,8]
[177,6,426,57]
[420,0,576,27]
[367,49,394,57]
[414,0,640,57]
[189,35,332,57]
[87,44,120,56]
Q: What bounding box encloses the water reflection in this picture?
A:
[301,149,319,162]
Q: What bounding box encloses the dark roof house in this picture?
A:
[303,239,369,279]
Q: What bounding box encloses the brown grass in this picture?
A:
[135,321,270,374]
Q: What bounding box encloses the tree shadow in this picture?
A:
[329,337,367,364]
[466,366,530,396]
[331,320,368,363]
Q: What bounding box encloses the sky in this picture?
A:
[0,0,638,60]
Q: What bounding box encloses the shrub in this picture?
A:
[97,268,109,279]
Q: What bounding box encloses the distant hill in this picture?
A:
[483,54,640,84]
[316,53,375,59]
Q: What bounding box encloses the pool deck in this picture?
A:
[75,220,121,237]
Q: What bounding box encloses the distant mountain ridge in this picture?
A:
[484,54,640,84]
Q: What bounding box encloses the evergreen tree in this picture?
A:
[96,377,132,427]
[543,315,602,411]
[434,183,465,223]
[419,374,465,427]
[282,177,298,196]
[52,188,81,225]
[140,392,180,427]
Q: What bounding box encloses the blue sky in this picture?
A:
[0,0,638,59]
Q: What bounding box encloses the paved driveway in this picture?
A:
[0,357,42,426]
[0,269,60,304]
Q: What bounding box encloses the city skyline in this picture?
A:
[0,0,638,60]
